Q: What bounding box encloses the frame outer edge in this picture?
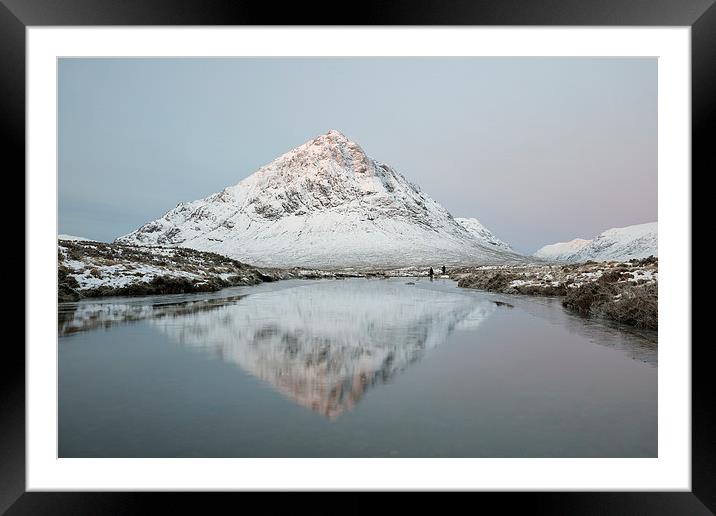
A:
[9,0,713,512]
[691,1,716,513]
[0,0,27,513]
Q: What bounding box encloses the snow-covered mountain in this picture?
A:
[533,238,592,261]
[533,222,657,262]
[117,130,523,268]
[455,217,513,252]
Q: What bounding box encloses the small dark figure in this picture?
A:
[441,265,446,275]
[429,267,434,280]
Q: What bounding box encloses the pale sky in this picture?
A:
[59,57,656,254]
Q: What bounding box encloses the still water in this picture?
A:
[58,278,657,457]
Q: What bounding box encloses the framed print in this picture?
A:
[6,0,711,513]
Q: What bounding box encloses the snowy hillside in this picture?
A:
[117,130,525,268]
[533,238,592,261]
[58,234,95,242]
[455,217,513,251]
[58,239,276,301]
[534,222,657,262]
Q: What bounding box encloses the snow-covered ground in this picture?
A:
[58,239,275,300]
[451,257,658,295]
[533,222,657,262]
[58,234,96,242]
[117,130,524,268]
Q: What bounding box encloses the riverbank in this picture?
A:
[56,239,460,302]
[58,240,658,331]
[449,257,658,330]
[58,239,413,302]
[59,240,267,301]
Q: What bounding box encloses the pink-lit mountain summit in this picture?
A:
[117,130,520,267]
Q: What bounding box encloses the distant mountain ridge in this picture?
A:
[533,222,657,262]
[117,130,523,268]
[533,238,592,261]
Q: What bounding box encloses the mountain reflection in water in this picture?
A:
[59,279,495,419]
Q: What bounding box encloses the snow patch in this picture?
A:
[58,234,96,242]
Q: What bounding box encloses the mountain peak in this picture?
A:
[311,129,358,149]
[326,129,347,138]
[273,130,372,177]
[118,132,524,267]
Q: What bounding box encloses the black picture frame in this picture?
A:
[5,0,709,513]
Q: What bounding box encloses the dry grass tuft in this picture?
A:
[563,282,657,330]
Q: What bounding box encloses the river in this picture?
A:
[58,278,657,457]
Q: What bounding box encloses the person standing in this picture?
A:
[429,267,434,280]
[442,265,446,275]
